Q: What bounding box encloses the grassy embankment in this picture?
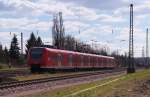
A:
[22,68,150,97]
[0,62,29,71]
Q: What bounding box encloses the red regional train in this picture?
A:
[27,47,116,72]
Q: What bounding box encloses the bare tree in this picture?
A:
[52,12,65,49]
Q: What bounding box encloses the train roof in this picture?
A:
[32,47,114,59]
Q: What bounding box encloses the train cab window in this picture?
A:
[31,48,43,60]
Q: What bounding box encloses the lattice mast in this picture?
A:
[146,28,149,66]
[127,4,135,73]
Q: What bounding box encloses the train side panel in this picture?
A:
[28,47,117,72]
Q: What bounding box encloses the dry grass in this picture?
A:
[22,69,150,97]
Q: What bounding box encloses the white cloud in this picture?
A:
[64,20,89,34]
[99,14,125,22]
[0,0,150,57]
[0,17,52,32]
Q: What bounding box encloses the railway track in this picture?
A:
[0,68,125,90]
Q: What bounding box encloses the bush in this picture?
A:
[17,55,26,66]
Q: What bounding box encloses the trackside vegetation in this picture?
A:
[22,69,150,97]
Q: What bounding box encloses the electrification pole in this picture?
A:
[127,4,135,73]
[146,28,149,67]
[21,32,23,55]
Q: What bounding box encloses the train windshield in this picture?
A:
[31,48,43,60]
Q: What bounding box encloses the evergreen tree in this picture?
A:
[25,32,37,56]
[37,36,43,47]
[4,47,9,59]
[0,43,3,62]
[4,47,9,65]
[9,34,20,66]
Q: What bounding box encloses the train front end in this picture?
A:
[27,47,47,72]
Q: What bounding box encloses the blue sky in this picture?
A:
[0,0,150,57]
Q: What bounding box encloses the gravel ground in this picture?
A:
[0,71,125,97]
[0,70,30,83]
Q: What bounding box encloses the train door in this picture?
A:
[103,58,106,68]
[47,51,55,68]
[110,59,112,68]
[57,53,63,68]
[90,56,93,68]
[104,58,106,68]
[107,58,109,68]
[88,56,90,68]
[85,55,88,68]
[101,57,104,68]
[69,54,73,68]
[105,58,107,68]
[92,57,94,68]
[94,57,97,68]
[76,54,79,68]
[93,57,95,68]
[106,58,108,68]
[63,53,67,68]
[81,55,83,68]
[83,55,86,68]
[74,53,77,68]
[99,57,101,68]
[98,57,101,68]
[108,59,110,68]
[72,54,75,68]
[96,57,98,68]
[51,52,58,68]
